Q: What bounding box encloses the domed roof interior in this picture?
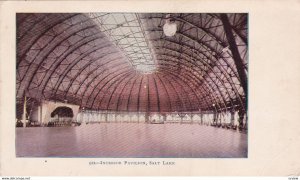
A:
[16,13,248,113]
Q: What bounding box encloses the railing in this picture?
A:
[48,117,75,127]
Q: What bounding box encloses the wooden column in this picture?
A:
[230,110,235,126]
[22,95,27,128]
[38,105,42,125]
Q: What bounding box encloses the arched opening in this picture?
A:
[49,106,74,126]
[51,106,74,119]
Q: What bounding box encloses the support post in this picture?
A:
[105,111,108,122]
[230,110,234,126]
[38,105,42,125]
[145,111,149,123]
[200,112,203,125]
[213,112,216,125]
[22,95,27,128]
[238,109,245,130]
[245,113,248,130]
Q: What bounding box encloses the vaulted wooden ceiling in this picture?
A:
[16,13,248,113]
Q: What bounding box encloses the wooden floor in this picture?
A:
[16,123,247,158]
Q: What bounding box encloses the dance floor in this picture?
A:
[16,123,247,158]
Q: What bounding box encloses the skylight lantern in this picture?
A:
[163,14,177,37]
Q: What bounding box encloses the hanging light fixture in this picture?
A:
[163,14,177,37]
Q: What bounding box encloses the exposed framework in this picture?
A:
[89,13,157,73]
[16,13,248,115]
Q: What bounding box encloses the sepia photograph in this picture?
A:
[15,13,248,158]
[1,0,300,177]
